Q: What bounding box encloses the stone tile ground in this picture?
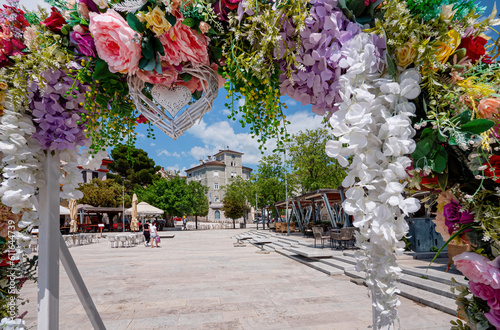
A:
[20,227,455,329]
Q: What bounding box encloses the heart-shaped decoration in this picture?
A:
[151,85,191,118]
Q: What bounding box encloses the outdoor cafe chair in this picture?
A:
[29,238,38,252]
[312,227,330,248]
[107,236,117,248]
[118,235,130,248]
[331,227,355,250]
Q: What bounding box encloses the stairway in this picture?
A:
[240,230,464,316]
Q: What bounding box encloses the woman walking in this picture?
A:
[143,221,150,247]
[150,221,159,248]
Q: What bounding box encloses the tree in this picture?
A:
[188,181,209,229]
[287,128,346,193]
[107,144,161,190]
[78,178,131,207]
[253,154,288,209]
[136,176,207,224]
[221,177,251,228]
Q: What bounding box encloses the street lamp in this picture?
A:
[121,177,125,232]
[284,146,289,235]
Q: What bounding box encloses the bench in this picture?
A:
[275,222,295,233]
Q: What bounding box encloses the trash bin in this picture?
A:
[239,223,246,229]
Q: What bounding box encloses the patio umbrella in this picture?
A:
[69,198,78,243]
[130,194,139,232]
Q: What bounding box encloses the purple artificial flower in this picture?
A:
[70,31,96,57]
[277,0,361,116]
[469,281,497,302]
[485,307,500,329]
[77,0,98,13]
[28,68,89,151]
[443,199,475,234]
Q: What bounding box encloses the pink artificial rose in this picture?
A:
[199,21,210,34]
[485,307,500,329]
[89,10,142,74]
[454,252,500,289]
[176,76,203,93]
[159,21,209,66]
[136,64,178,85]
[469,281,497,301]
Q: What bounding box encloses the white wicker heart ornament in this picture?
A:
[128,64,219,140]
[151,85,191,118]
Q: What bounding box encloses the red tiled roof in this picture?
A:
[213,149,244,156]
[185,161,226,172]
[242,166,253,171]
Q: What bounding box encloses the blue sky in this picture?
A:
[5,0,500,174]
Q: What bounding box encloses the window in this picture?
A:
[82,171,87,183]
[231,172,236,178]
[214,210,220,219]
[92,172,98,180]
[213,171,218,177]
[215,196,220,202]
[214,183,219,190]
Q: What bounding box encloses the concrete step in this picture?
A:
[275,249,344,276]
[332,255,357,266]
[397,281,456,315]
[399,273,457,299]
[318,258,356,271]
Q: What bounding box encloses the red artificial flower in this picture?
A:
[459,36,489,63]
[483,155,500,183]
[42,7,66,33]
[0,251,19,267]
[420,175,438,186]
[364,0,377,6]
[135,114,148,124]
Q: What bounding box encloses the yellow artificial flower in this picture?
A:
[0,82,7,90]
[144,6,171,37]
[395,39,417,69]
[434,30,461,64]
[0,91,5,103]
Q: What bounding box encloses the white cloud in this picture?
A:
[238,98,245,107]
[286,99,298,106]
[186,110,324,166]
[172,152,180,158]
[137,133,146,139]
[150,143,156,146]
[157,149,170,157]
[164,165,188,175]
[181,151,187,157]
[221,109,232,116]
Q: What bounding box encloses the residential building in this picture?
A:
[185,148,252,223]
[79,158,113,183]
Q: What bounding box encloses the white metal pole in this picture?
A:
[285,147,289,235]
[38,151,60,329]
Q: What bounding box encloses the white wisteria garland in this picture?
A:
[326,33,421,328]
[0,107,107,257]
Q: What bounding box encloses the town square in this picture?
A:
[0,0,500,329]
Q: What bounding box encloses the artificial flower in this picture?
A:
[144,6,171,36]
[477,98,500,119]
[77,0,98,13]
[213,0,242,21]
[469,281,497,302]
[93,0,108,9]
[70,30,96,57]
[41,7,66,33]
[396,39,417,69]
[89,10,142,74]
[199,21,210,34]
[136,63,178,85]
[454,252,500,289]
[77,1,90,19]
[135,114,148,124]
[485,307,500,328]
[483,155,500,183]
[159,21,209,66]
[460,36,488,63]
[443,199,475,234]
[434,30,461,64]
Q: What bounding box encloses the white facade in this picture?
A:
[185,149,252,223]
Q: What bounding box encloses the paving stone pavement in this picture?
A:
[20,227,455,329]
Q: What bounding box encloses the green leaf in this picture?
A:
[459,119,495,134]
[93,59,114,80]
[180,73,192,82]
[155,55,162,75]
[166,13,177,26]
[346,0,366,16]
[143,58,156,71]
[427,223,473,271]
[431,145,447,174]
[138,57,149,70]
[386,53,397,81]
[412,137,433,161]
[437,170,448,191]
[192,90,202,100]
[126,13,144,33]
[182,17,196,28]
[210,46,223,60]
[142,38,155,59]
[153,36,165,56]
